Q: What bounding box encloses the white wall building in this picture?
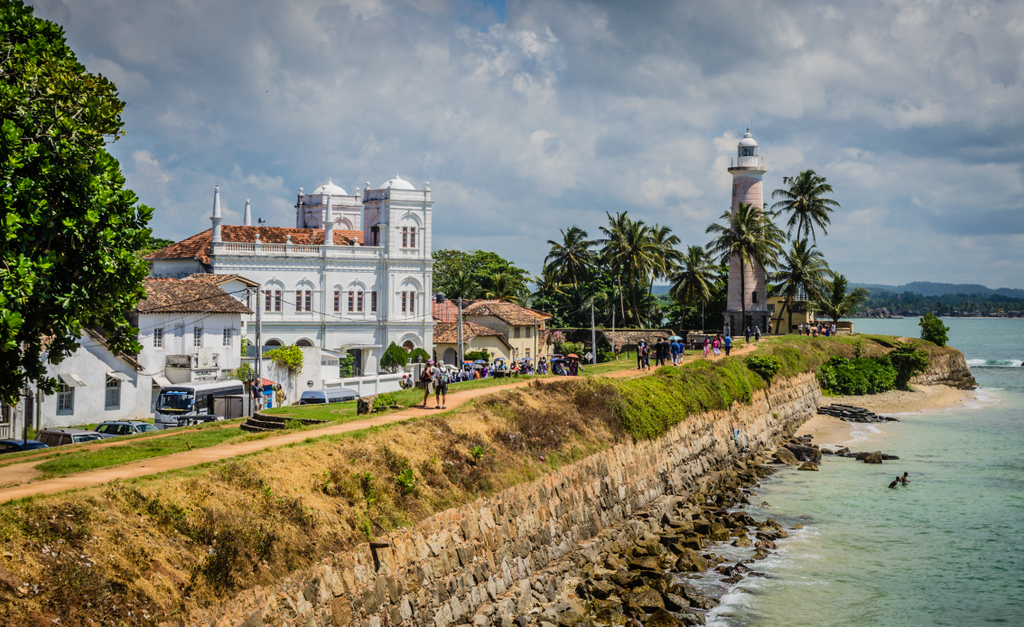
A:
[146,175,434,379]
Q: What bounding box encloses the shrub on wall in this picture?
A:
[380,342,408,373]
[408,348,431,364]
[744,355,782,384]
[264,345,303,373]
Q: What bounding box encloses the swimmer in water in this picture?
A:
[888,476,900,489]
[901,472,910,485]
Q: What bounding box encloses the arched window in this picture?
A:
[296,339,314,347]
[402,340,415,352]
[264,339,282,347]
[443,348,457,365]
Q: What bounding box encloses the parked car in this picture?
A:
[36,428,103,447]
[0,439,49,454]
[93,421,159,439]
[298,388,359,405]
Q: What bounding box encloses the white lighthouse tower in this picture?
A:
[725,130,770,336]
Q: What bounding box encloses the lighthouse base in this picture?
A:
[724,309,771,339]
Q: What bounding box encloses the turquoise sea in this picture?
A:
[707,318,1024,627]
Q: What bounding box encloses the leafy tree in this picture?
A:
[264,345,304,373]
[433,249,529,303]
[484,272,523,304]
[770,169,840,243]
[771,239,831,334]
[408,347,431,363]
[645,224,682,323]
[919,312,949,347]
[380,342,408,373]
[813,274,869,324]
[705,202,785,332]
[888,343,930,390]
[0,1,153,402]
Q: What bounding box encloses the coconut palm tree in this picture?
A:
[544,226,596,305]
[484,272,522,303]
[670,246,717,333]
[600,212,658,326]
[813,274,869,324]
[448,267,481,300]
[770,170,840,243]
[771,239,832,334]
[706,202,785,332]
[645,224,683,325]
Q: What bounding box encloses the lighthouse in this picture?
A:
[724,130,770,337]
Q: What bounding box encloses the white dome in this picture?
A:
[378,174,416,191]
[738,131,758,147]
[312,180,348,196]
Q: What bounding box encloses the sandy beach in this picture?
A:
[796,384,977,449]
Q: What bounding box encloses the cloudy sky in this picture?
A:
[31,0,1024,288]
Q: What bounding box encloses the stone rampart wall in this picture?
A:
[186,372,822,627]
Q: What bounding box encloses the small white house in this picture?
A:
[29,277,253,430]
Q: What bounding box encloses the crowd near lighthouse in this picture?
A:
[725,130,770,336]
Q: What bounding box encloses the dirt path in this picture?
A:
[0,344,757,504]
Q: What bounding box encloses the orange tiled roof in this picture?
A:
[433,321,512,349]
[186,273,261,287]
[432,299,475,323]
[136,277,253,315]
[145,226,363,265]
[463,300,548,327]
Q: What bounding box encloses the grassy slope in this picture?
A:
[0,335,950,626]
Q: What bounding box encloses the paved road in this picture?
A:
[0,345,755,504]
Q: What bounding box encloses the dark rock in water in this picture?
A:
[731,535,753,548]
[790,524,804,530]
[675,548,710,573]
[678,611,706,626]
[772,447,800,466]
[820,448,834,455]
[748,548,770,561]
[833,447,851,457]
[670,583,718,610]
[709,522,731,542]
[722,574,744,584]
[643,608,684,627]
[755,539,777,550]
[798,461,819,471]
[863,451,883,464]
[785,444,821,463]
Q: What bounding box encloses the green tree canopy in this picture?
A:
[770,169,840,243]
[433,249,530,303]
[813,274,869,324]
[771,239,831,334]
[0,1,153,402]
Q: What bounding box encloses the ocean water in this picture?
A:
[707,318,1024,627]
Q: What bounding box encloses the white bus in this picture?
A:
[154,380,246,429]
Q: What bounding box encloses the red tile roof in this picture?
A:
[463,300,548,327]
[433,321,512,349]
[432,300,473,323]
[145,226,363,265]
[136,277,253,315]
[186,273,261,288]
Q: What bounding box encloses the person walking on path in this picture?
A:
[745,326,751,342]
[642,342,651,370]
[636,341,646,370]
[420,360,437,408]
[723,334,732,356]
[754,326,761,342]
[712,335,721,357]
[274,384,286,408]
[702,336,710,358]
[434,366,449,409]
[670,339,681,365]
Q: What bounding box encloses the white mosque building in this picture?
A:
[146,175,434,378]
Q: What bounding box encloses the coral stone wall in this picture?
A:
[183,373,821,627]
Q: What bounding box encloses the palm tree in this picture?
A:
[600,212,658,326]
[448,267,481,300]
[484,272,522,303]
[544,226,596,305]
[813,274,869,324]
[706,202,785,332]
[771,239,831,334]
[770,170,840,243]
[670,246,716,333]
[646,224,683,325]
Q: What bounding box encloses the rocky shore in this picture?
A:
[483,443,818,627]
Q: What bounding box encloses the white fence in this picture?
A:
[323,372,407,397]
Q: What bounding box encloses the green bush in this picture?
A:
[408,348,431,364]
[265,345,303,373]
[744,355,782,384]
[817,356,897,395]
[339,354,355,378]
[373,393,397,410]
[888,343,929,390]
[597,348,616,363]
[919,313,949,347]
[380,342,408,372]
[555,341,584,356]
[465,350,490,363]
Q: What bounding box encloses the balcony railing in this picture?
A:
[210,241,383,259]
[729,155,766,169]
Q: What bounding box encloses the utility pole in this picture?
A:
[590,298,597,365]
[254,286,262,384]
[611,305,616,360]
[457,297,464,366]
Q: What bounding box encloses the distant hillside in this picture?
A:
[852,281,1024,300]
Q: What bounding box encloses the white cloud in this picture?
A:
[27,0,1024,288]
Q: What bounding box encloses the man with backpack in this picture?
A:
[420,360,436,408]
[434,365,449,409]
